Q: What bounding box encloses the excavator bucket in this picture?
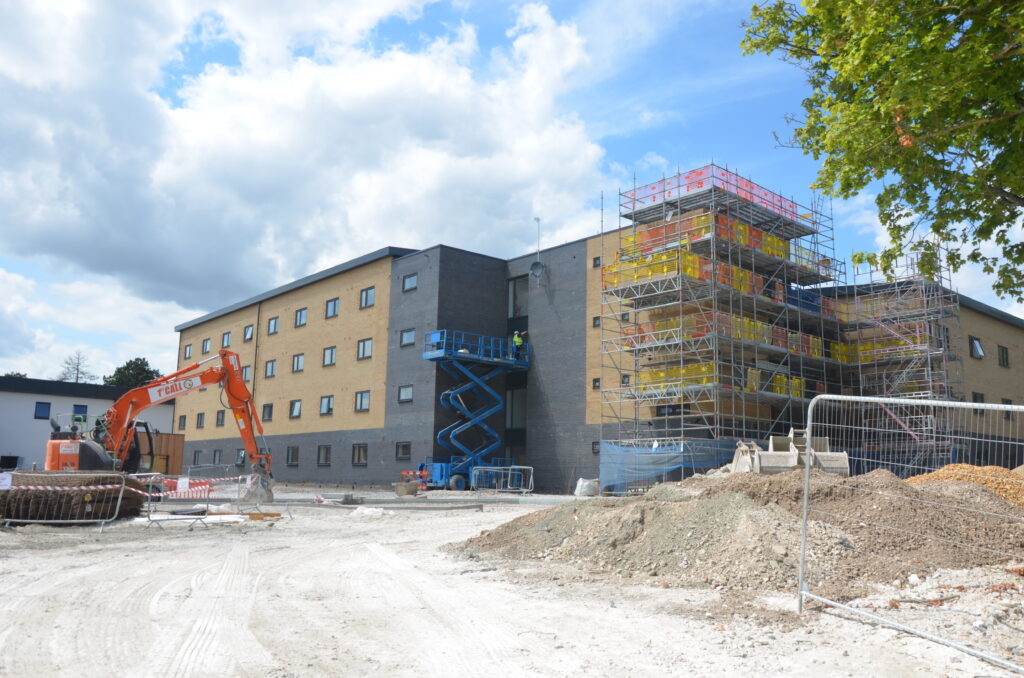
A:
[240,464,275,504]
[731,430,849,477]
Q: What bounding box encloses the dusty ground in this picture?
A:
[0,485,1017,677]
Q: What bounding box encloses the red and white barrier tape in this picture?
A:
[0,474,255,499]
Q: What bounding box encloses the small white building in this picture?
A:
[0,377,174,469]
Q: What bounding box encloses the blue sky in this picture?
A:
[0,0,1016,379]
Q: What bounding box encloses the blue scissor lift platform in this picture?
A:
[414,330,529,490]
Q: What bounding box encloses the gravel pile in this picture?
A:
[907,464,1024,508]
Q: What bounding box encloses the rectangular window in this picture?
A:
[178,415,187,430]
[999,345,1009,367]
[289,399,302,418]
[184,344,192,359]
[262,403,273,421]
[236,450,247,466]
[222,331,231,348]
[216,409,225,427]
[592,316,600,328]
[399,328,415,347]
[402,273,418,292]
[360,286,375,309]
[33,402,51,420]
[241,365,251,382]
[352,443,368,466]
[972,391,985,415]
[196,412,205,429]
[355,390,370,412]
[508,276,528,318]
[325,297,339,318]
[592,441,600,454]
[244,324,254,342]
[212,449,222,465]
[395,442,411,460]
[620,373,631,386]
[1003,398,1014,421]
[268,316,279,335]
[286,445,299,466]
[969,335,985,359]
[592,256,601,268]
[292,353,305,372]
[73,404,88,417]
[592,377,600,390]
[620,312,630,322]
[192,450,201,466]
[265,359,276,378]
[398,384,413,403]
[357,338,373,360]
[320,395,334,415]
[505,388,527,429]
[202,338,211,354]
[317,444,331,466]
[295,307,307,327]
[323,346,336,366]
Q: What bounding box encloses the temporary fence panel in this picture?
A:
[0,472,131,528]
[800,395,1024,673]
[599,439,737,495]
[470,466,534,494]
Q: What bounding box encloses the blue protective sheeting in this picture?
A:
[599,439,739,494]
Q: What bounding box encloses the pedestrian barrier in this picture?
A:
[0,472,130,529]
[470,465,534,493]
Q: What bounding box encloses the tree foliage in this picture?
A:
[743,1,1024,299]
[103,357,162,388]
[55,350,97,383]
[2,371,28,378]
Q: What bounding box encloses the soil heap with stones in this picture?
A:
[455,469,1024,600]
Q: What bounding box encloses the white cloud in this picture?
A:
[0,1,606,314]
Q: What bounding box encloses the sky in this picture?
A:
[1,0,1020,380]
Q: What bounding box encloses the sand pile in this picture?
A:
[907,463,1024,507]
[0,472,145,524]
[457,468,1024,600]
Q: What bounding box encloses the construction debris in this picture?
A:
[907,464,1024,508]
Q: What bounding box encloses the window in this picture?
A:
[357,338,373,360]
[196,412,205,429]
[620,312,630,322]
[317,444,331,466]
[1003,398,1014,421]
[216,410,225,427]
[262,403,273,421]
[244,324,254,342]
[178,415,187,430]
[360,286,375,309]
[192,450,201,465]
[320,395,334,415]
[621,373,631,386]
[398,385,413,403]
[34,402,51,420]
[999,345,1010,367]
[202,338,211,354]
[325,297,339,318]
[352,443,368,466]
[236,450,247,466]
[241,365,251,382]
[268,316,279,335]
[289,400,302,418]
[592,316,601,328]
[265,359,276,378]
[295,307,307,327]
[972,392,985,415]
[592,441,601,454]
[292,353,305,372]
[395,442,411,460]
[71,404,86,419]
[213,449,222,465]
[969,335,985,359]
[323,346,336,366]
[399,328,416,347]
[222,331,231,348]
[506,388,526,429]
[508,276,528,318]
[355,390,370,412]
[592,378,601,390]
[286,445,299,466]
[184,344,192,359]
[402,273,418,292]
[592,256,601,268]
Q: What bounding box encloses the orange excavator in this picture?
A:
[44,350,274,501]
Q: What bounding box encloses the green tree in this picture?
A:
[103,357,162,388]
[2,371,28,378]
[743,1,1024,298]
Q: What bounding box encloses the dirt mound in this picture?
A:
[457,468,1024,600]
[907,463,1024,507]
[0,472,145,524]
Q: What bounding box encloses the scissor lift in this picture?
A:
[413,330,530,490]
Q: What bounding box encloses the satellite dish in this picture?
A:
[530,260,545,278]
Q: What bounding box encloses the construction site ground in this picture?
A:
[0,483,1016,677]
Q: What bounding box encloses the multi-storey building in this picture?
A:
[173,166,1024,492]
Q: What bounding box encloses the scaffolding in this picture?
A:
[597,164,963,490]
